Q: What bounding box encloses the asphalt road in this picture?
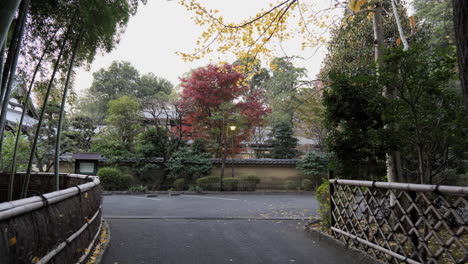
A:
[101,194,356,264]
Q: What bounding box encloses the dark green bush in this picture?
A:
[316,179,331,228]
[97,167,134,190]
[129,185,148,193]
[196,176,220,191]
[167,147,212,181]
[173,178,186,191]
[238,175,260,191]
[297,151,328,187]
[97,167,122,190]
[121,174,134,189]
[302,179,314,191]
[223,178,239,191]
[188,185,203,193]
[285,179,300,190]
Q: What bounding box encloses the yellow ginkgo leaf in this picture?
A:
[396,37,402,46]
[32,257,40,263]
[349,0,365,12]
[9,237,17,246]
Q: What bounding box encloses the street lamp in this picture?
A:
[230,125,236,177]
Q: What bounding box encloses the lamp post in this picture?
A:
[230,125,236,177]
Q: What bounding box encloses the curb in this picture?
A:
[92,219,111,264]
[305,226,383,264]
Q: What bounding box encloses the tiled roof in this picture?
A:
[212,158,299,165]
[72,153,102,160]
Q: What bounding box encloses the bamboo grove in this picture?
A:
[0,0,146,200]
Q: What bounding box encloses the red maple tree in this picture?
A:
[179,63,270,155]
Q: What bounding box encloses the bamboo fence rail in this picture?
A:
[329,179,468,264]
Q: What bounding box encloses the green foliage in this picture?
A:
[1,131,31,172]
[302,179,314,191]
[196,176,220,191]
[92,96,142,160]
[173,178,186,191]
[135,127,168,158]
[414,0,454,49]
[166,147,212,181]
[188,185,203,193]
[264,57,307,123]
[297,152,328,187]
[64,115,96,152]
[269,120,298,159]
[316,179,331,228]
[380,42,465,183]
[223,178,239,191]
[129,185,148,193]
[238,175,260,191]
[323,71,388,179]
[106,95,141,146]
[81,61,173,121]
[91,132,134,161]
[97,167,134,190]
[285,179,299,190]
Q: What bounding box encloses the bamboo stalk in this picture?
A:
[0,174,99,220]
[54,34,81,191]
[21,29,70,198]
[331,227,421,264]
[329,179,468,195]
[0,0,29,155]
[0,0,21,48]
[36,207,101,264]
[7,28,59,201]
[77,219,103,264]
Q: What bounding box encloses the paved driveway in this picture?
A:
[102,194,357,264]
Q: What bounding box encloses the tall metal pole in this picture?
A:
[231,128,235,177]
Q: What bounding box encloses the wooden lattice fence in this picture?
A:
[329,179,467,264]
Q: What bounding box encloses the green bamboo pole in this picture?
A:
[0,0,29,164]
[0,0,21,49]
[7,29,58,201]
[21,29,70,198]
[54,34,81,191]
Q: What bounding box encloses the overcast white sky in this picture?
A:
[73,0,340,95]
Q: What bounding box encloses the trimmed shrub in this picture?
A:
[167,147,212,181]
[285,180,300,190]
[120,174,134,189]
[316,179,331,228]
[223,178,239,191]
[238,175,260,191]
[197,176,220,191]
[302,179,314,191]
[129,185,148,193]
[173,178,186,191]
[97,167,134,190]
[97,167,122,190]
[297,151,328,187]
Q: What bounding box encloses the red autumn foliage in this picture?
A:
[179,64,270,149]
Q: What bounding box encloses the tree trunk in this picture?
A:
[54,35,80,191]
[0,0,21,49]
[453,0,468,117]
[373,2,403,184]
[21,30,69,198]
